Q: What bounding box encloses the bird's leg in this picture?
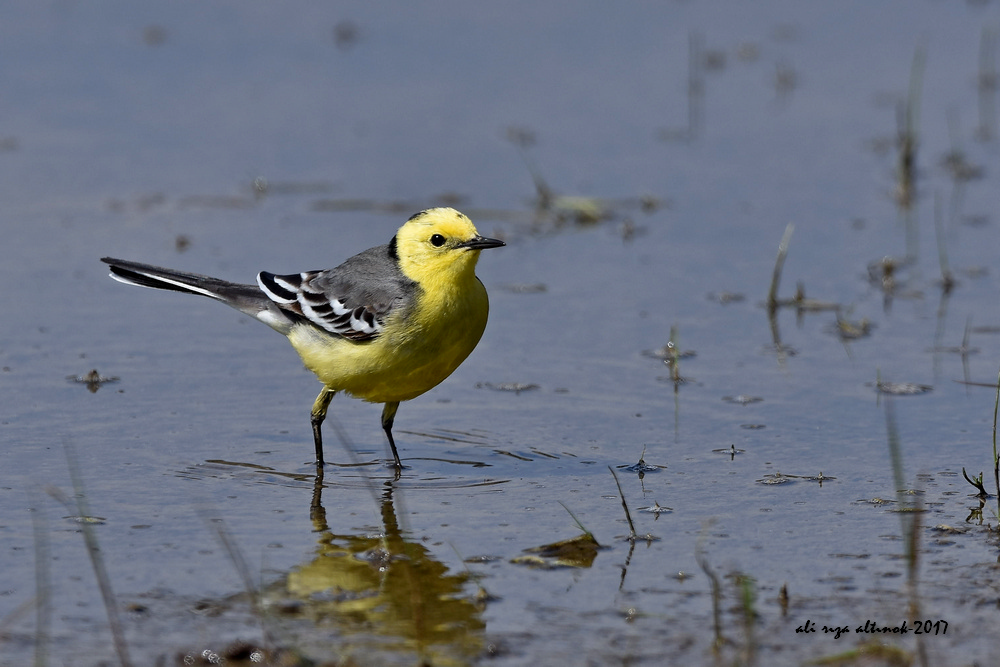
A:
[310,387,336,465]
[381,401,402,469]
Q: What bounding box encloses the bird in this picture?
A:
[101,207,505,469]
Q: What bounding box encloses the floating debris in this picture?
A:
[67,369,120,393]
[512,532,603,569]
[829,553,871,560]
[783,283,841,312]
[64,515,106,525]
[463,555,503,564]
[618,218,648,241]
[637,502,673,515]
[755,471,834,485]
[617,446,666,474]
[475,382,539,394]
[828,316,874,341]
[888,505,930,513]
[757,472,792,485]
[711,444,745,460]
[618,459,665,474]
[642,344,697,361]
[930,524,967,535]
[493,449,533,461]
[929,316,977,356]
[549,196,610,225]
[706,291,746,305]
[867,255,913,293]
[940,149,985,182]
[502,125,662,234]
[722,395,763,406]
[647,327,695,387]
[501,283,548,294]
[929,344,978,355]
[873,380,932,396]
[961,265,989,279]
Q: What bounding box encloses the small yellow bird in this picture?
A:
[102,208,504,468]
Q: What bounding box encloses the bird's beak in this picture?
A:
[459,235,506,250]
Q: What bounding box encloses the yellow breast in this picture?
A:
[287,276,489,403]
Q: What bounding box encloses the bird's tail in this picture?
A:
[101,257,289,330]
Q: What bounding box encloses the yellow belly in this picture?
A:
[285,279,489,404]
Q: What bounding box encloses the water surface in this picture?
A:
[3,2,1000,665]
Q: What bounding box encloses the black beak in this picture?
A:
[459,235,506,250]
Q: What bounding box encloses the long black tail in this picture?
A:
[100,257,282,328]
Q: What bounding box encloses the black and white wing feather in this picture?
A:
[257,243,415,342]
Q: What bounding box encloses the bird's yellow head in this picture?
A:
[394,208,505,284]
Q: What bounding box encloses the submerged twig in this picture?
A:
[933,192,955,293]
[896,43,926,213]
[766,223,795,313]
[667,325,681,387]
[884,399,908,519]
[557,501,596,541]
[608,466,637,540]
[695,521,725,652]
[963,467,989,498]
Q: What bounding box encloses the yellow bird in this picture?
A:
[102,208,504,468]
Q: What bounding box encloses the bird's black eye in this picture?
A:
[430,234,446,247]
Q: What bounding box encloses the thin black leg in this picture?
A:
[381,401,402,469]
[310,387,336,465]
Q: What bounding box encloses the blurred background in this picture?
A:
[3,2,1000,665]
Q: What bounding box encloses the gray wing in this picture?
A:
[257,243,416,341]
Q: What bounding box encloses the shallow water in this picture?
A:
[4,2,1000,665]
